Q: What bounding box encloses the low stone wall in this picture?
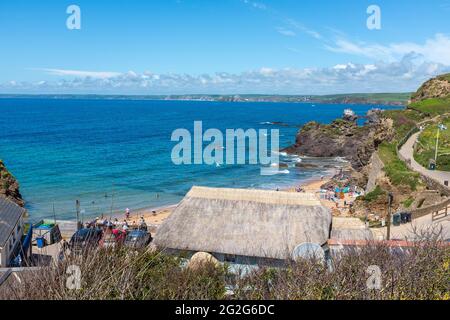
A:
[410,198,450,220]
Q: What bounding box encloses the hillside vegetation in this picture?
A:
[415,116,450,171]
[379,73,450,185]
[1,243,448,300]
[0,160,24,206]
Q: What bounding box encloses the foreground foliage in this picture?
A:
[1,238,449,300]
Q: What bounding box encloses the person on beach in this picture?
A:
[125,208,130,220]
[139,216,147,231]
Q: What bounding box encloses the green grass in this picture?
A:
[383,109,423,142]
[360,186,386,202]
[437,73,450,82]
[414,117,450,171]
[378,142,421,190]
[402,197,414,208]
[320,92,411,104]
[409,97,450,115]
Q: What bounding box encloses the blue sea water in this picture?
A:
[0,99,401,221]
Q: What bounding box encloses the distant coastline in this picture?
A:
[0,92,410,106]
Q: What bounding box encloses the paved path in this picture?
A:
[371,213,450,241]
[399,132,450,186]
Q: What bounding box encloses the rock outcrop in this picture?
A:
[0,160,24,207]
[411,73,450,103]
[283,111,394,169]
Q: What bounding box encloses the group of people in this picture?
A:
[84,208,148,232]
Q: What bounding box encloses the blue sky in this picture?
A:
[1,0,450,94]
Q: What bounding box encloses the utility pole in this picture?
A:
[435,127,440,162]
[387,193,394,241]
[76,199,81,230]
[52,203,57,225]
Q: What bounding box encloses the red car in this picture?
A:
[99,228,126,248]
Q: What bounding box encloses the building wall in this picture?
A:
[164,248,286,268]
[0,216,24,267]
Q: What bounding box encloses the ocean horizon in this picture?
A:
[0,98,402,221]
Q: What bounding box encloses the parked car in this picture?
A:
[99,228,126,248]
[69,228,103,254]
[124,230,152,249]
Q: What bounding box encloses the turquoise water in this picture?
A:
[0,98,401,221]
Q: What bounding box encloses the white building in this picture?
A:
[0,197,26,267]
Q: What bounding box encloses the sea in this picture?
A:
[0,98,402,221]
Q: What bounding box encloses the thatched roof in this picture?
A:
[154,186,332,260]
[331,229,374,241]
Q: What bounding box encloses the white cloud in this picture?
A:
[242,0,267,10]
[4,54,449,95]
[327,33,450,66]
[286,19,322,40]
[37,68,122,79]
[276,27,296,37]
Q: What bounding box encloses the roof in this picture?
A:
[154,186,332,260]
[327,239,450,248]
[331,229,374,241]
[0,197,26,248]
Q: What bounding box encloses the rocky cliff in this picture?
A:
[411,73,450,103]
[283,111,394,169]
[0,160,24,207]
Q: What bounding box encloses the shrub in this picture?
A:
[361,186,386,202]
[378,142,421,190]
[1,238,449,300]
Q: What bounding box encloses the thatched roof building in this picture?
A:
[154,186,332,262]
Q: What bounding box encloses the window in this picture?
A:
[224,254,236,263]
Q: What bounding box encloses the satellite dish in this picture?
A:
[188,252,219,270]
[291,242,325,262]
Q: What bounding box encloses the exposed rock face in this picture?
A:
[320,166,367,190]
[283,115,394,169]
[365,152,385,193]
[411,73,450,103]
[0,160,24,207]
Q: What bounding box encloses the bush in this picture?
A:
[1,238,449,300]
[378,143,421,190]
[361,186,386,202]
[409,98,450,116]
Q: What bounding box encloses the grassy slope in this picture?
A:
[414,116,450,171]
[409,97,450,115]
[378,142,421,190]
[375,108,423,190]
[319,92,411,103]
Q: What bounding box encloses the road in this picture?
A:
[399,131,450,186]
[371,213,450,241]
